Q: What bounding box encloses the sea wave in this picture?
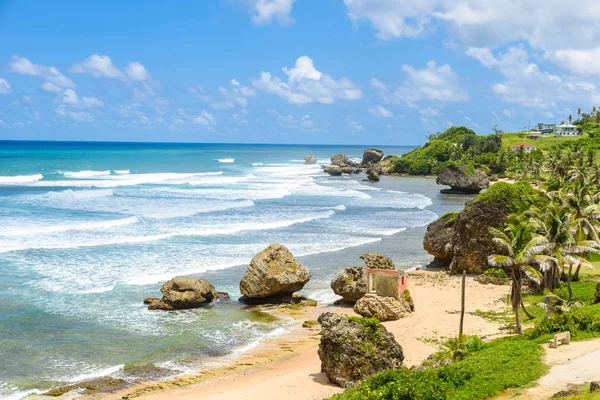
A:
[0,173,43,184]
[1,216,139,237]
[114,170,130,174]
[251,162,263,166]
[218,158,235,163]
[63,170,111,178]
[33,189,115,201]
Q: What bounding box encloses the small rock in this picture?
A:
[324,166,342,176]
[591,381,600,392]
[367,169,380,181]
[146,277,217,310]
[304,155,317,165]
[331,154,349,166]
[340,165,354,174]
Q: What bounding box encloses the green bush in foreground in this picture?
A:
[483,268,508,279]
[329,338,546,400]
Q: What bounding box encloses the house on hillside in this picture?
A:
[511,142,537,153]
[528,131,542,139]
[555,123,579,137]
[537,123,556,134]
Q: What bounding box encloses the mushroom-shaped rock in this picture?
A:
[324,166,343,176]
[353,294,411,321]
[359,253,395,270]
[317,312,404,387]
[362,149,384,166]
[240,244,310,303]
[436,165,489,194]
[145,277,217,310]
[330,154,349,166]
[304,155,317,165]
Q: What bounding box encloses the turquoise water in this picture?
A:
[0,141,453,399]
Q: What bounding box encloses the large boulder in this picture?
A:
[331,266,368,303]
[324,165,342,176]
[331,154,349,166]
[317,312,404,387]
[240,244,310,303]
[353,294,411,321]
[436,165,489,194]
[339,165,354,174]
[362,149,384,166]
[145,277,217,310]
[360,253,395,270]
[423,213,457,264]
[304,155,317,165]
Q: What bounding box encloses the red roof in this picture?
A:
[512,142,536,148]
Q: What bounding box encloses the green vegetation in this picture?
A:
[483,268,508,279]
[471,181,539,213]
[440,212,459,225]
[329,338,546,400]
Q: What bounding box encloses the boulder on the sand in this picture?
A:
[367,169,380,182]
[353,294,411,321]
[145,277,217,310]
[239,244,311,303]
[324,165,342,176]
[360,253,395,270]
[436,165,489,194]
[362,149,384,166]
[331,154,349,166]
[331,266,368,303]
[317,312,404,387]
[423,213,457,262]
[592,283,600,304]
[304,155,317,165]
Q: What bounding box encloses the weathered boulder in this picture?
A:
[367,169,380,182]
[592,283,600,304]
[145,277,217,310]
[362,149,384,166]
[423,213,457,262]
[360,253,395,270]
[436,165,490,194]
[331,266,368,303]
[591,381,600,392]
[353,294,411,321]
[317,312,404,387]
[303,155,317,165]
[340,165,354,174]
[324,165,343,176]
[331,154,349,166]
[239,244,310,303]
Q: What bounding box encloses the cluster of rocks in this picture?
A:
[320,149,384,181]
[436,164,489,194]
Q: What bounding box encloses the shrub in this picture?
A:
[484,268,508,279]
[525,312,600,339]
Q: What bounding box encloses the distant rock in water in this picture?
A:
[366,169,380,182]
[317,312,404,387]
[330,154,349,166]
[353,293,411,321]
[239,244,311,304]
[145,277,218,310]
[436,164,489,194]
[304,155,317,165]
[361,149,384,166]
[339,165,354,174]
[324,165,343,176]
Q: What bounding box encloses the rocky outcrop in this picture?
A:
[436,165,489,194]
[366,169,380,182]
[239,244,311,303]
[423,213,457,264]
[593,283,600,304]
[360,253,395,270]
[324,165,342,176]
[317,312,404,387]
[362,149,384,166]
[353,294,411,321]
[339,165,354,174]
[145,277,217,310]
[303,155,317,165]
[331,154,349,166]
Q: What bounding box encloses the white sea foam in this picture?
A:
[64,364,124,383]
[0,173,43,184]
[251,162,263,166]
[63,170,111,178]
[34,188,115,201]
[1,216,139,237]
[114,170,130,174]
[218,158,235,163]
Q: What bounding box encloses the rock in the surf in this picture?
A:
[324,165,343,176]
[239,244,311,303]
[331,154,349,166]
[361,149,384,166]
[304,155,317,165]
[145,277,217,310]
[339,165,354,174]
[367,169,380,182]
[317,312,404,387]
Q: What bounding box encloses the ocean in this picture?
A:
[0,141,471,399]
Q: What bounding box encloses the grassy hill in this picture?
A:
[501,131,588,151]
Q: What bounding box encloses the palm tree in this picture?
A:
[578,108,582,120]
[488,222,554,333]
[568,115,573,124]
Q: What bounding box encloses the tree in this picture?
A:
[578,108,582,120]
[568,115,573,124]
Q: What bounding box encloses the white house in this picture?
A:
[555,123,579,137]
[511,142,537,153]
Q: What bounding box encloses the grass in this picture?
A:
[501,132,587,150]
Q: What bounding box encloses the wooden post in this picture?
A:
[459,269,466,339]
[545,296,551,318]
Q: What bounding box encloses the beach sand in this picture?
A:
[89,271,511,400]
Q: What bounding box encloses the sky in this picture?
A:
[0,0,599,145]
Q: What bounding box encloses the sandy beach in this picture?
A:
[88,271,511,400]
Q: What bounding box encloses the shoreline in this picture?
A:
[81,271,511,400]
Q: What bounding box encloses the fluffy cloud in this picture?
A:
[266,109,318,130]
[545,48,600,76]
[347,118,365,131]
[192,110,216,126]
[71,54,124,78]
[466,46,598,108]
[368,105,393,117]
[125,62,150,81]
[419,107,440,117]
[56,105,94,122]
[373,61,467,106]
[190,79,256,110]
[241,0,295,25]
[8,55,75,89]
[60,89,104,108]
[253,56,362,104]
[0,78,11,94]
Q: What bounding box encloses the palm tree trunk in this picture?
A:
[567,264,574,300]
[520,299,535,319]
[511,268,523,334]
[573,264,582,281]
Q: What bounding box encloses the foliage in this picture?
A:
[524,312,600,339]
[329,338,546,400]
[483,268,508,279]
[440,212,459,225]
[471,181,539,214]
[421,335,487,367]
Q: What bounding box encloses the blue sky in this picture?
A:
[0,0,599,145]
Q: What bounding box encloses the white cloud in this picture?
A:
[192,110,216,126]
[348,118,365,131]
[545,48,600,75]
[60,89,103,108]
[419,107,440,117]
[41,82,61,92]
[253,56,362,104]
[71,54,124,78]
[0,78,11,94]
[242,0,295,26]
[8,55,75,88]
[373,61,467,106]
[125,62,150,81]
[191,79,256,110]
[56,105,94,122]
[368,104,393,117]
